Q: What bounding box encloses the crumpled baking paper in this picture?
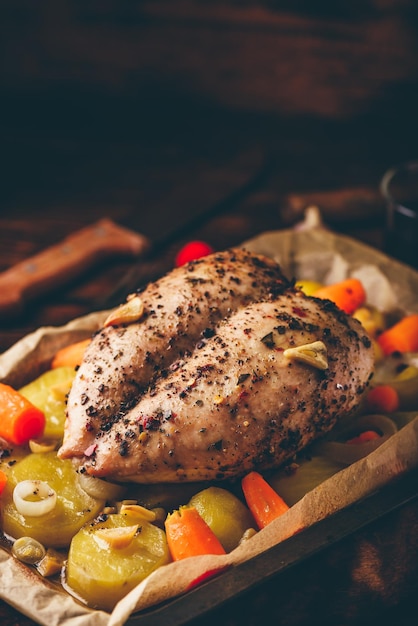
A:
[1,225,417,626]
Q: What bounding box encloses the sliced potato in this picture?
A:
[19,367,77,439]
[65,513,170,611]
[189,486,255,552]
[1,451,105,547]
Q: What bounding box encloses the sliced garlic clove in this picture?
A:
[29,439,58,454]
[103,295,144,327]
[95,524,139,549]
[238,527,258,545]
[284,340,328,370]
[119,503,156,522]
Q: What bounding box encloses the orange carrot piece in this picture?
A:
[186,566,229,591]
[313,278,366,314]
[0,382,46,445]
[0,470,7,495]
[346,430,381,445]
[241,471,290,530]
[377,314,418,356]
[165,506,226,561]
[51,338,91,369]
[366,384,400,413]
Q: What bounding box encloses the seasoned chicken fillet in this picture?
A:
[59,249,374,482]
[59,248,290,459]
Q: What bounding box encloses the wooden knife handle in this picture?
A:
[0,218,150,318]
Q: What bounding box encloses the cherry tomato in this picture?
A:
[175,241,214,267]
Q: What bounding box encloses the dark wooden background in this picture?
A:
[2,0,418,220]
[1,1,418,625]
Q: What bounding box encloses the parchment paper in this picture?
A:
[1,224,417,626]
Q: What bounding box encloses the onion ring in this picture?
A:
[78,472,126,501]
[13,480,57,517]
[314,414,398,465]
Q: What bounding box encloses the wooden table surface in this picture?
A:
[1,3,418,624]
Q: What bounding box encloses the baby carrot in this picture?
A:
[0,470,7,495]
[0,382,45,445]
[241,471,289,530]
[165,506,226,560]
[313,278,366,314]
[186,566,229,591]
[377,314,418,356]
[366,384,400,413]
[51,338,91,369]
[346,430,381,445]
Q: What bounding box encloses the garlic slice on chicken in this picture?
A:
[284,341,328,370]
[103,295,144,327]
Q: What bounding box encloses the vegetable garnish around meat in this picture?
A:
[0,470,7,495]
[377,313,418,356]
[19,366,77,440]
[312,277,366,314]
[1,451,106,547]
[51,338,91,369]
[366,384,400,413]
[241,470,290,529]
[65,512,170,612]
[165,505,227,561]
[1,247,417,614]
[188,485,256,551]
[175,240,214,267]
[0,383,45,445]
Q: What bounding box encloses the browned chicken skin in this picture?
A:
[58,248,374,482]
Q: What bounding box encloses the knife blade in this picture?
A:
[0,149,270,318]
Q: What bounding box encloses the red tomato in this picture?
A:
[175,241,214,267]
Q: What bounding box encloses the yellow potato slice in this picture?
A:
[19,367,77,439]
[1,451,105,547]
[65,513,170,611]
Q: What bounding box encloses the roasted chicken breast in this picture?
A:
[58,248,374,482]
[59,248,290,459]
